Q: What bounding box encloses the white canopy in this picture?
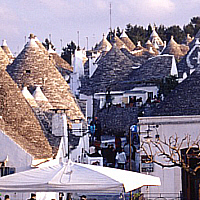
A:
[0,160,160,193]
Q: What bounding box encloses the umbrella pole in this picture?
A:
[129,128,133,200]
[129,127,132,171]
[129,191,133,200]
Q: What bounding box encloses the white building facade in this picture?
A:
[138,115,200,199]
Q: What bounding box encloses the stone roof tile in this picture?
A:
[0,46,9,69]
[120,30,135,51]
[127,55,175,85]
[1,40,14,63]
[150,68,200,116]
[80,45,135,94]
[162,36,187,59]
[95,34,112,52]
[177,37,200,78]
[7,34,85,122]
[0,68,52,159]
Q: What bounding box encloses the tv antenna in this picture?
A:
[109,2,112,32]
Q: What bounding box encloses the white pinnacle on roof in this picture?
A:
[33,86,48,101]
[137,41,142,47]
[1,39,14,59]
[150,26,159,38]
[149,26,164,47]
[168,36,178,46]
[26,34,39,48]
[120,29,128,38]
[146,40,152,45]
[32,86,53,110]
[2,40,8,47]
[48,44,56,54]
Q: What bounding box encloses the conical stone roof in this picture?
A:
[50,53,73,74]
[162,36,184,59]
[177,38,200,78]
[32,86,53,110]
[145,40,159,55]
[0,46,9,70]
[149,26,164,47]
[128,55,177,84]
[150,67,200,116]
[7,34,85,121]
[80,45,135,94]
[1,40,14,63]
[110,34,128,50]
[120,30,135,51]
[95,34,112,52]
[37,36,73,78]
[132,41,154,57]
[0,67,52,159]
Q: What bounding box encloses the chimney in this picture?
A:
[29,33,35,39]
[52,112,69,157]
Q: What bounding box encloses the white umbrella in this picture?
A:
[0,160,160,193]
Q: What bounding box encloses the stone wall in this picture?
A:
[97,105,139,135]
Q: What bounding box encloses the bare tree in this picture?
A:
[141,133,200,175]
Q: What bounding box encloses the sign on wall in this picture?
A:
[141,155,154,172]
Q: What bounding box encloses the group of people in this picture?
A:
[101,138,137,170]
[87,133,138,170]
[0,194,36,200]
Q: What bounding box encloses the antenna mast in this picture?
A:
[109,2,112,32]
[49,34,51,42]
[77,31,80,49]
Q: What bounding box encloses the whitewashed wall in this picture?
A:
[139,115,200,198]
[71,49,87,96]
[70,133,90,163]
[80,94,93,119]
[0,130,33,172]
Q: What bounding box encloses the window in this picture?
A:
[148,92,153,100]
[26,69,31,74]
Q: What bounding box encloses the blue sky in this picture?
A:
[0,0,199,55]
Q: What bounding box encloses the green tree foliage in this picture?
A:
[125,24,147,45]
[121,17,200,46]
[165,25,185,44]
[147,24,152,38]
[61,41,76,65]
[183,22,195,36]
[157,25,167,42]
[106,29,114,42]
[191,16,200,35]
[158,75,178,98]
[42,38,56,51]
[116,27,122,37]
